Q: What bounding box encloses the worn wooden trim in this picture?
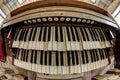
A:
[11,0,108,16]
[28,71,36,80]
[5,6,113,23]
[2,9,118,28]
[37,73,84,79]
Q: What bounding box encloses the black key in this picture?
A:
[91,50,96,62]
[71,51,75,65]
[81,51,85,64]
[99,49,104,60]
[66,27,71,41]
[30,50,34,63]
[28,28,34,41]
[106,30,113,41]
[93,30,99,41]
[20,49,23,60]
[100,30,106,41]
[43,27,47,41]
[48,27,51,41]
[34,50,37,64]
[104,49,109,58]
[49,51,52,65]
[105,49,110,64]
[55,27,58,41]
[90,50,94,62]
[84,50,89,63]
[17,49,21,59]
[32,27,37,41]
[25,50,29,62]
[79,28,86,41]
[22,49,26,61]
[67,51,71,66]
[19,30,24,41]
[84,28,89,41]
[102,49,106,59]
[22,29,26,40]
[60,51,64,66]
[75,51,79,65]
[95,30,100,41]
[99,30,105,41]
[24,29,29,41]
[98,30,104,41]
[14,49,18,59]
[103,30,109,41]
[14,30,20,41]
[45,51,47,65]
[40,51,43,65]
[21,29,27,41]
[60,27,63,42]
[20,50,23,61]
[89,28,95,41]
[98,49,102,60]
[23,50,26,61]
[17,30,22,41]
[70,27,75,41]
[94,50,99,61]
[91,29,97,41]
[74,27,80,41]
[56,51,59,66]
[39,27,43,41]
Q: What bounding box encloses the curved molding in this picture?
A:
[2,6,118,28]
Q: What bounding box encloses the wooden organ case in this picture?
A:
[1,0,118,79]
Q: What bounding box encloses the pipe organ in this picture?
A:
[1,0,118,79]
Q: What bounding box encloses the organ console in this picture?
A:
[0,0,118,79]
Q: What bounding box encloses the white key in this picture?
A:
[62,27,67,51]
[63,52,69,74]
[36,27,41,50]
[40,27,45,50]
[24,28,32,49]
[77,52,82,73]
[29,28,36,49]
[45,65,49,74]
[62,66,68,74]
[16,29,22,48]
[42,65,45,73]
[53,27,58,50]
[36,51,41,73]
[53,41,57,50]
[65,27,72,51]
[48,27,53,50]
[69,27,76,50]
[57,66,62,74]
[49,66,53,74]
[44,27,49,50]
[45,51,50,74]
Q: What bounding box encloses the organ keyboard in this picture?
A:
[1,0,117,79]
[12,26,112,51]
[13,48,110,74]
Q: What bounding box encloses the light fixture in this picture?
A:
[18,0,24,4]
[90,0,96,4]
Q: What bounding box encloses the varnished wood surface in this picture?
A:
[2,7,118,28]
[11,0,107,16]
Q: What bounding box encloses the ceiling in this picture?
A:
[0,0,120,27]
